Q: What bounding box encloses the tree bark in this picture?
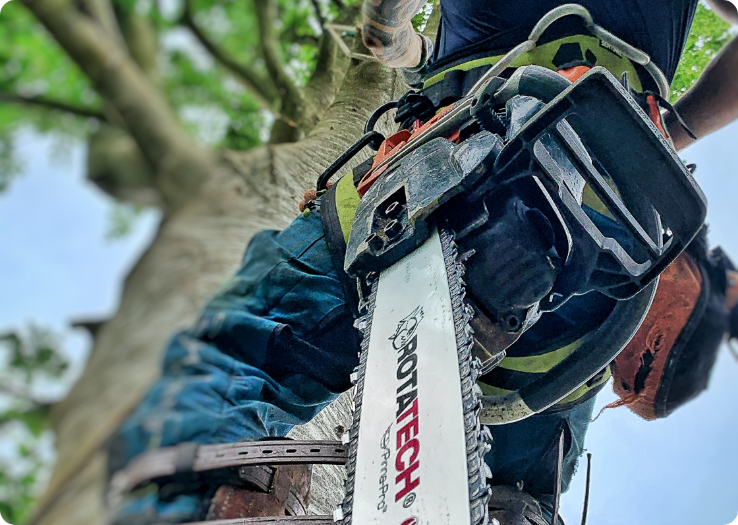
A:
[29,49,403,525]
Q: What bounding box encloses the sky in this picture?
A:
[0,129,160,384]
[1,118,738,525]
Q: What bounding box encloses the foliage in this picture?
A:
[0,2,95,188]
[0,3,99,125]
[0,326,70,525]
[106,202,144,241]
[411,0,435,32]
[671,2,733,99]
[120,0,338,148]
[0,0,342,233]
[0,0,343,194]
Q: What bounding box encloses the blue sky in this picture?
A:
[0,129,160,380]
[561,120,738,525]
[1,120,737,524]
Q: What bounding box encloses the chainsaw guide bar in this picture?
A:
[337,229,491,525]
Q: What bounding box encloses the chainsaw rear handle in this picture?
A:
[488,68,706,301]
[316,131,384,191]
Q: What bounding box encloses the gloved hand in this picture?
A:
[460,193,560,334]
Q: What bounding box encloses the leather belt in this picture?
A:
[108,440,348,508]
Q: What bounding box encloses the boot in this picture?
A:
[205,464,311,519]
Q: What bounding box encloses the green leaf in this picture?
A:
[1,408,48,437]
[0,501,14,523]
[105,202,143,241]
[412,0,434,31]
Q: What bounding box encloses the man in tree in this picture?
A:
[106,1,738,524]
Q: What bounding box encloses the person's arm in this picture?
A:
[666,0,738,150]
[362,0,428,68]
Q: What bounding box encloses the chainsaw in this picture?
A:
[322,61,706,525]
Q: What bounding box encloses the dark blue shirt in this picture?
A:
[433,0,699,82]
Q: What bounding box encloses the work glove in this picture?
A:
[460,193,559,335]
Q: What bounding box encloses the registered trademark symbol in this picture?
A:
[403,492,416,508]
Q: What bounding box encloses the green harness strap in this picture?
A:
[425,35,646,93]
[334,174,361,244]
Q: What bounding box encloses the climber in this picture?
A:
[106,1,738,524]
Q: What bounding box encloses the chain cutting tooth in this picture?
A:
[482,461,493,480]
[440,229,492,525]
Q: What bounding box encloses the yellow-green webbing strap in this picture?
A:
[334,173,362,243]
[478,336,613,407]
[478,369,612,407]
[479,365,612,408]
[424,35,645,93]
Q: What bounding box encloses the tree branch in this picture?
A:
[281,26,320,46]
[0,90,107,121]
[25,0,214,209]
[276,29,400,188]
[118,10,160,83]
[301,40,346,128]
[301,3,360,129]
[253,0,305,123]
[330,0,345,10]
[180,0,278,109]
[77,0,127,48]
[309,0,326,28]
[87,126,163,207]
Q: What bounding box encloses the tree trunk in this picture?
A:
[30,51,405,524]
